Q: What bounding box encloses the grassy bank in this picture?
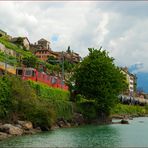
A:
[0,75,73,128]
[111,103,148,117]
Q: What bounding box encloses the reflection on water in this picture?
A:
[1,117,148,147]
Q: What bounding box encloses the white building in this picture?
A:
[121,67,136,96]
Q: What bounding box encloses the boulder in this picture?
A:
[0,124,23,135]
[18,121,33,130]
[121,119,129,124]
[57,121,65,128]
[51,124,60,130]
[72,113,85,125]
[0,132,9,140]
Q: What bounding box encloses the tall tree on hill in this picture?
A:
[73,47,127,118]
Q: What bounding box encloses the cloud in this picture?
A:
[0,1,148,73]
[129,62,144,74]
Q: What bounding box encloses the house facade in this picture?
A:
[35,50,58,61]
[11,37,30,50]
[33,38,54,61]
[121,67,137,96]
[37,38,51,50]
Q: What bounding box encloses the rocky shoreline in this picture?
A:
[0,113,85,141]
[1,113,147,141]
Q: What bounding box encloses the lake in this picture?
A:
[1,117,148,147]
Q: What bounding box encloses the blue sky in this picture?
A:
[0,1,148,92]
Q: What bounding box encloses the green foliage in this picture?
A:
[47,56,59,65]
[0,76,12,118]
[0,75,55,127]
[28,80,73,120]
[0,37,32,57]
[22,55,37,68]
[111,103,148,116]
[72,48,127,117]
[0,51,17,66]
[76,95,97,120]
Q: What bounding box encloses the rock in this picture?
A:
[66,122,71,127]
[18,121,33,130]
[72,113,85,125]
[121,119,129,124]
[129,117,133,120]
[0,132,9,140]
[51,124,60,130]
[111,115,124,119]
[40,126,50,131]
[0,124,23,135]
[58,121,65,128]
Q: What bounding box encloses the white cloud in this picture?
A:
[0,1,148,72]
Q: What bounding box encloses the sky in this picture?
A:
[0,1,148,92]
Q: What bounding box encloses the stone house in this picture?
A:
[11,37,30,50]
[37,38,51,50]
[32,38,54,61]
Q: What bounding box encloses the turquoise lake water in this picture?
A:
[1,117,148,147]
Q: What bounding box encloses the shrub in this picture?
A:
[0,75,56,127]
[28,80,73,120]
[111,103,147,116]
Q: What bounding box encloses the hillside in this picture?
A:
[0,36,61,74]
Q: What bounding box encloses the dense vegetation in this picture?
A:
[0,75,72,128]
[71,48,127,119]
[111,103,148,116]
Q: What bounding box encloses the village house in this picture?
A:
[31,38,81,63]
[31,38,54,61]
[37,38,51,50]
[121,67,137,96]
[11,37,30,50]
[54,51,81,64]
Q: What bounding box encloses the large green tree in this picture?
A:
[73,48,127,118]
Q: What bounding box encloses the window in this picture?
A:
[17,69,23,75]
[25,70,32,76]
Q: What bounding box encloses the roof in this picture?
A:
[11,37,30,44]
[35,49,59,55]
[38,38,50,43]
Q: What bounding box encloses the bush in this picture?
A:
[28,80,73,120]
[111,103,147,116]
[0,75,12,119]
[75,95,97,120]
[0,75,56,127]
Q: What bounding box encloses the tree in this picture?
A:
[22,55,37,68]
[46,56,59,65]
[73,48,127,118]
[66,46,71,53]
